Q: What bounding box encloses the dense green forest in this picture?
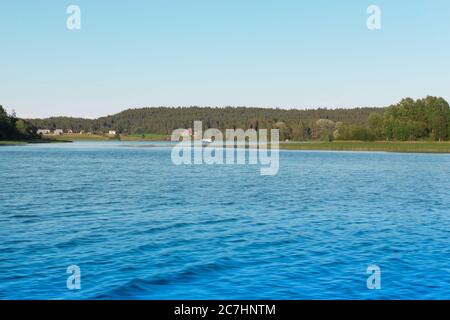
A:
[24,96,450,141]
[28,106,383,141]
[0,105,38,140]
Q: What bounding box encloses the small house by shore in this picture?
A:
[37,129,51,135]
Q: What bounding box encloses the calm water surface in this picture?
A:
[1,141,450,299]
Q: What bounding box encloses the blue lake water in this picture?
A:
[1,141,450,299]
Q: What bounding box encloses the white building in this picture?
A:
[53,129,63,135]
[108,130,117,135]
[37,129,51,135]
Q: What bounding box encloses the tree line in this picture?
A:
[16,96,450,142]
[0,105,38,140]
[334,96,450,141]
[27,106,384,141]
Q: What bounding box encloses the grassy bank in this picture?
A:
[0,139,71,146]
[44,133,169,141]
[44,133,111,141]
[279,141,450,153]
[120,133,169,141]
[0,140,27,146]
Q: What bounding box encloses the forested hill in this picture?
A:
[26,96,450,141]
[28,106,383,135]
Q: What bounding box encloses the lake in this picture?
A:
[1,141,450,299]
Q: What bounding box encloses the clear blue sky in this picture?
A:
[1,1,449,118]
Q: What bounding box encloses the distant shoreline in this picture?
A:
[279,141,450,154]
[3,138,450,154]
[0,139,71,146]
[42,133,169,142]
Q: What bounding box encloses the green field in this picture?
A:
[0,139,70,146]
[120,133,170,141]
[44,133,112,141]
[43,133,169,141]
[279,141,450,153]
[0,140,27,146]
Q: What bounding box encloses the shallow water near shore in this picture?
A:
[1,141,450,299]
